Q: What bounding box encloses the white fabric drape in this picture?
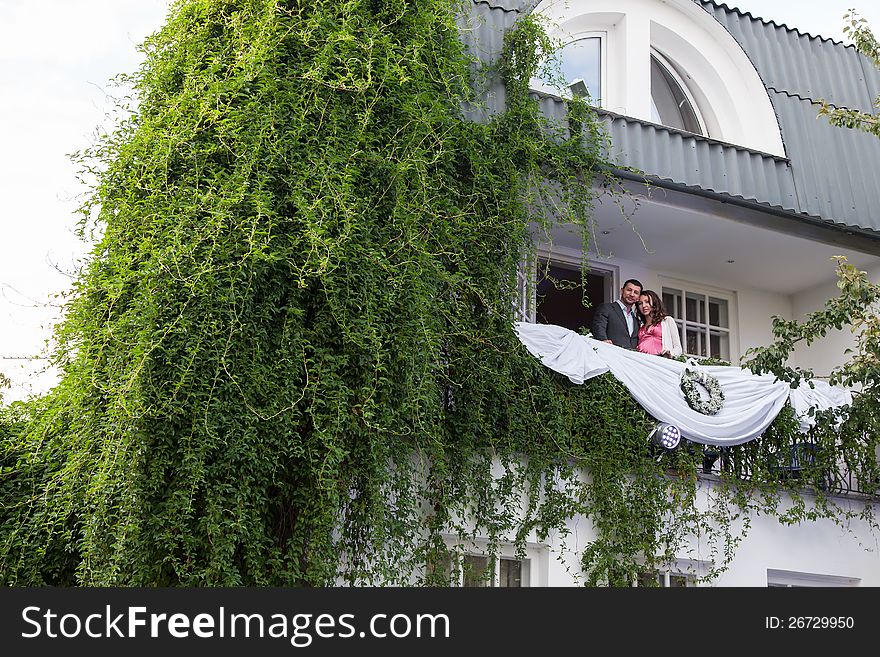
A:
[789,379,853,432]
[514,322,852,447]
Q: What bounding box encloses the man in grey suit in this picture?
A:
[590,278,643,349]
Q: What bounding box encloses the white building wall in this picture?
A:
[532,0,785,154]
[735,288,792,361]
[789,262,880,379]
[712,500,880,586]
[539,479,880,586]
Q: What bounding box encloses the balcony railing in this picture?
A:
[696,438,880,499]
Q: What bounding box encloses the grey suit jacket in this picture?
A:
[591,301,639,349]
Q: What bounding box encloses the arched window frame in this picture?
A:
[650,48,708,136]
[532,30,607,105]
[529,0,786,156]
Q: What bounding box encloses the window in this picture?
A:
[632,558,708,586]
[662,285,733,360]
[767,569,860,587]
[462,554,493,587]
[650,51,704,135]
[499,557,524,587]
[540,37,706,133]
[636,569,695,587]
[556,35,603,103]
[534,32,605,104]
[530,0,787,154]
[534,259,611,333]
[430,553,531,587]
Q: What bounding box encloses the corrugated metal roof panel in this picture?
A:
[458,1,519,121]
[597,110,799,213]
[531,92,800,214]
[459,0,518,65]
[460,1,880,236]
[471,0,531,12]
[697,1,877,112]
[772,91,880,233]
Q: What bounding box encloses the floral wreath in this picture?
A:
[680,368,724,415]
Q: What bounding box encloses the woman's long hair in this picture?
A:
[637,289,668,325]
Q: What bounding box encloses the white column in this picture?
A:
[616,11,652,121]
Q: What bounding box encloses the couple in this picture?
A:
[590,278,683,358]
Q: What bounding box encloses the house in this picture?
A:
[447,0,880,586]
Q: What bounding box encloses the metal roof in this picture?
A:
[697,2,879,112]
[459,0,880,239]
[694,1,880,235]
[534,91,799,212]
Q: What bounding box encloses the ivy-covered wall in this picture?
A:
[0,0,877,587]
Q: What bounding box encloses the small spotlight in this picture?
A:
[567,79,589,99]
[649,422,681,450]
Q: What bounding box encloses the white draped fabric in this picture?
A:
[514,322,852,447]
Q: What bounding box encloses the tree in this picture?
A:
[746,10,880,498]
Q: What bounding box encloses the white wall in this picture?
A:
[789,262,880,378]
[540,478,880,586]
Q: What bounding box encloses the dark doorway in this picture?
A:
[535,260,609,333]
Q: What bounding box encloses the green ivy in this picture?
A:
[0,0,876,587]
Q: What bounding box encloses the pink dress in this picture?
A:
[638,323,663,355]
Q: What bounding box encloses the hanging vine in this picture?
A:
[0,0,876,587]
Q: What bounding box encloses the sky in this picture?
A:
[2,0,880,403]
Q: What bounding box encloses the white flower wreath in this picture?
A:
[680,367,725,415]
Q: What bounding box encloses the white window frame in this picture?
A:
[635,569,696,587]
[530,0,787,154]
[532,31,608,107]
[633,558,710,587]
[429,538,547,587]
[660,278,738,362]
[528,246,618,324]
[436,553,532,588]
[767,569,860,588]
[650,48,708,136]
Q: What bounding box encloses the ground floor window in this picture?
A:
[766,569,859,587]
[428,551,532,587]
[636,570,696,587]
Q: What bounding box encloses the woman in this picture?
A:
[636,290,683,358]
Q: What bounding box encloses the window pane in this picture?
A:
[651,55,702,135]
[637,571,659,587]
[499,558,523,587]
[708,296,728,328]
[685,292,706,324]
[663,289,681,319]
[557,37,601,103]
[709,328,730,360]
[669,574,689,588]
[686,324,706,357]
[426,553,454,584]
[463,555,493,587]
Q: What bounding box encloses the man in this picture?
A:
[590,278,643,349]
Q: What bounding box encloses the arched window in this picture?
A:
[530,0,785,156]
[535,32,605,103]
[650,52,705,135]
[556,35,602,103]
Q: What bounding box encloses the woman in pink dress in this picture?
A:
[636,290,683,358]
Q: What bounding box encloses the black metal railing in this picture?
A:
[695,440,880,499]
